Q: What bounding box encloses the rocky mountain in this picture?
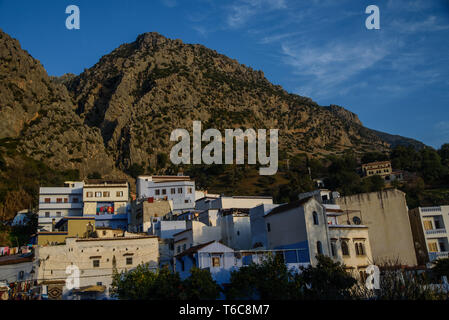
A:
[1,30,424,178]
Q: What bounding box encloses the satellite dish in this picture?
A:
[353,216,361,225]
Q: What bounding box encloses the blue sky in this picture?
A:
[1,0,449,148]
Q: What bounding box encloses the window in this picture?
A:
[86,192,93,198]
[126,257,133,265]
[331,241,337,257]
[177,246,180,253]
[423,220,433,230]
[171,188,175,194]
[64,198,68,203]
[183,244,186,251]
[103,191,110,197]
[312,211,319,225]
[188,188,192,194]
[116,191,123,197]
[359,270,367,282]
[341,241,350,256]
[73,197,79,203]
[44,198,51,203]
[102,231,106,236]
[56,198,62,203]
[162,189,166,195]
[93,260,100,268]
[355,243,365,256]
[178,188,183,194]
[56,212,61,217]
[428,242,439,252]
[435,219,442,229]
[212,257,220,267]
[267,223,271,232]
[96,282,102,286]
[155,189,160,196]
[95,192,102,197]
[317,241,323,255]
[185,200,189,203]
[18,271,24,280]
[45,212,50,218]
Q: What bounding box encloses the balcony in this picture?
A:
[426,228,447,235]
[38,202,83,210]
[429,251,449,261]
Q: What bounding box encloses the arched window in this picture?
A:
[317,241,323,255]
[313,211,319,225]
[356,243,365,256]
[341,241,350,256]
[331,241,337,257]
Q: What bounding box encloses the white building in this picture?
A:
[150,220,187,239]
[219,208,252,250]
[173,221,221,255]
[264,197,330,266]
[409,206,449,263]
[174,241,308,286]
[36,235,159,300]
[38,181,84,231]
[136,175,195,213]
[207,196,273,210]
[249,203,281,249]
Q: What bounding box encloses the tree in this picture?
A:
[157,153,168,170]
[439,144,449,166]
[431,258,449,280]
[181,267,221,300]
[87,171,102,179]
[299,255,357,300]
[127,163,145,179]
[361,152,389,164]
[111,264,182,300]
[226,254,301,300]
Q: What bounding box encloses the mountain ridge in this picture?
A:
[0,30,425,178]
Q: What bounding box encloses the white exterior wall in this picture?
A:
[250,204,280,249]
[219,214,252,250]
[38,183,84,231]
[136,176,195,212]
[0,260,35,283]
[212,197,273,210]
[265,199,330,266]
[418,206,449,261]
[83,184,129,216]
[155,221,187,239]
[173,221,221,254]
[36,236,159,298]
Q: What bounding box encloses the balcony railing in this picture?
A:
[426,228,447,235]
[38,202,83,210]
[429,251,449,261]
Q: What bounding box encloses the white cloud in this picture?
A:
[391,15,449,33]
[280,40,390,98]
[226,0,287,28]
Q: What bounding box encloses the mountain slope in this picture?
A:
[1,30,425,177]
[0,29,119,178]
[63,32,394,172]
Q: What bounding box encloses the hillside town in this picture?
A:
[0,160,448,300]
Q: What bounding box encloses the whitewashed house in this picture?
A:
[136,175,195,213]
[38,181,84,231]
[264,197,330,266]
[249,203,281,249]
